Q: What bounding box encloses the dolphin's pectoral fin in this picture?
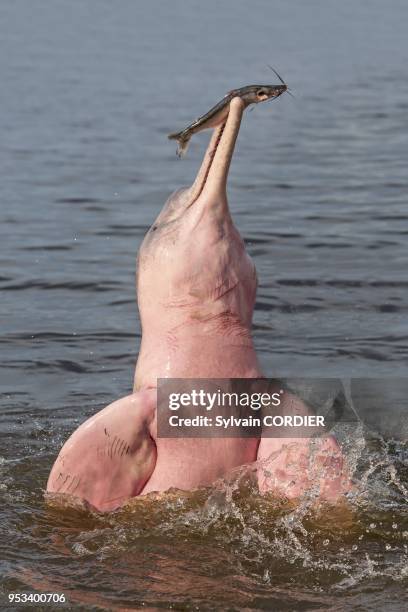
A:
[46,390,157,512]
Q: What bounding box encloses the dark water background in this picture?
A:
[1,0,407,609]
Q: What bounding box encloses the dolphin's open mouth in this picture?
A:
[186,96,245,210]
[188,123,226,207]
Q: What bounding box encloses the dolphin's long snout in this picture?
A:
[188,97,245,210]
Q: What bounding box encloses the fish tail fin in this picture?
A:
[168,131,191,158]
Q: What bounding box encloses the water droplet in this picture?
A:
[323,539,329,546]
[369,523,376,529]
[352,544,358,551]
[385,544,391,551]
[392,523,397,529]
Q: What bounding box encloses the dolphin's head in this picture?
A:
[136,98,257,338]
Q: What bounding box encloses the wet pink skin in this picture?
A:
[47,98,349,511]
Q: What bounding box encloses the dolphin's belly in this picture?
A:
[46,391,157,512]
[141,437,259,495]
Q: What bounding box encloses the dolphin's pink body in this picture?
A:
[47,99,347,511]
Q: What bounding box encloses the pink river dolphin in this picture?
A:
[47,98,349,511]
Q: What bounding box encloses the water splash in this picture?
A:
[4,427,408,609]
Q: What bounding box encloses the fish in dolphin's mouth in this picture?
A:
[168,68,289,157]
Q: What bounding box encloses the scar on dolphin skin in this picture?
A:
[102,427,130,458]
[54,472,72,494]
[97,434,131,460]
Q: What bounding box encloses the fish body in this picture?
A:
[168,83,287,157]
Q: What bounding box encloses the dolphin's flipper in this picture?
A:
[46,390,157,511]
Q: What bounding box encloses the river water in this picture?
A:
[1,0,407,609]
